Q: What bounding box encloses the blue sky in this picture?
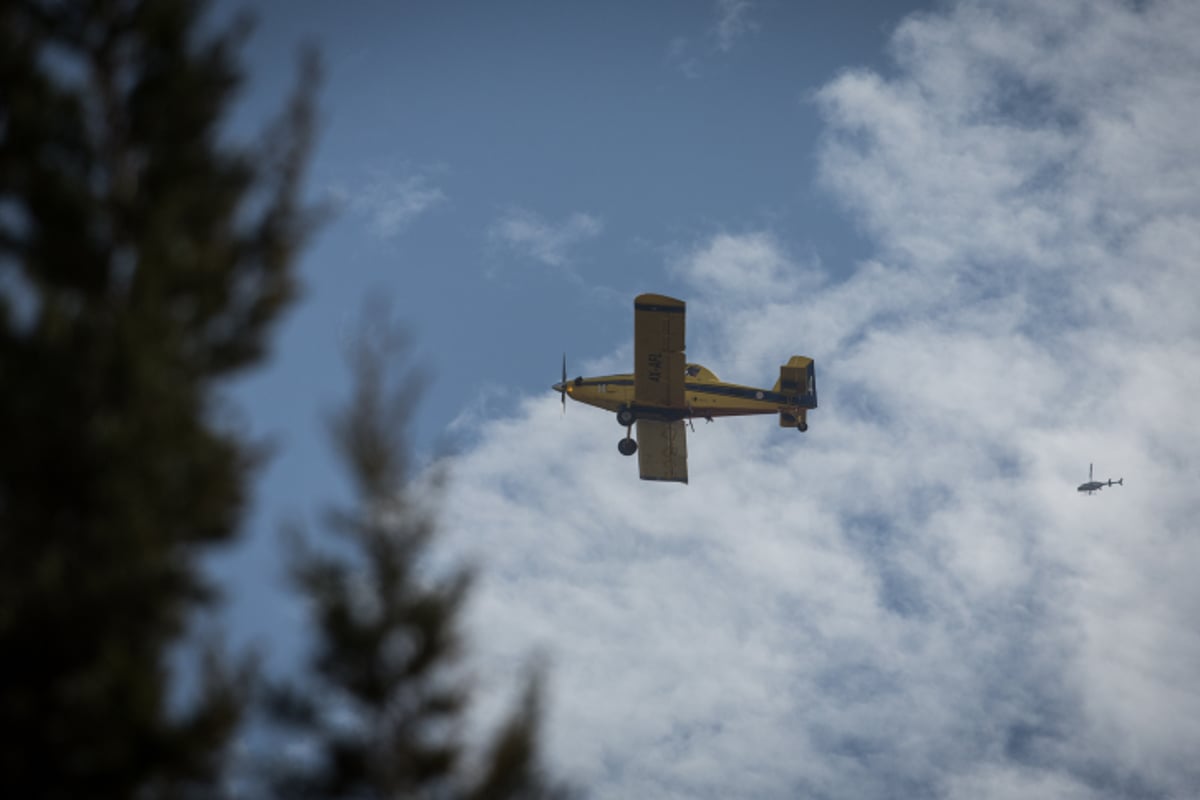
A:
[210,1,1200,797]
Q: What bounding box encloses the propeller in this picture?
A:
[556,354,567,414]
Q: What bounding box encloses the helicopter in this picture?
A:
[1077,463,1123,494]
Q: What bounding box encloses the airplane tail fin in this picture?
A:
[776,356,816,430]
[773,356,817,408]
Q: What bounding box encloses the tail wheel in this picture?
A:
[798,422,808,432]
[618,437,638,456]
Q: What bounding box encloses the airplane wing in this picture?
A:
[637,419,688,484]
[633,294,686,409]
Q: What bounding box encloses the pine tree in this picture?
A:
[267,315,569,800]
[0,1,315,796]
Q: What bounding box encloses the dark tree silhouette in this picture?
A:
[267,315,570,800]
[0,0,315,796]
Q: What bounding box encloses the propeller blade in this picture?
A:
[560,354,567,414]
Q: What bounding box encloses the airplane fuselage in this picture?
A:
[555,364,805,422]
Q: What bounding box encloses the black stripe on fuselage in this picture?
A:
[574,378,798,407]
[687,383,791,405]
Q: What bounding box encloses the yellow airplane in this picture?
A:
[553,293,817,483]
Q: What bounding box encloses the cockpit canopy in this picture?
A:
[684,363,719,382]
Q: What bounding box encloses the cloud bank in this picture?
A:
[441,1,1200,797]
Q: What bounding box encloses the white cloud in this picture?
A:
[488,208,603,269]
[666,36,701,79]
[713,0,757,53]
[670,231,818,301]
[667,0,758,78]
[334,168,446,238]
[440,1,1200,797]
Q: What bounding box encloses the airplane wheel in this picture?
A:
[617,409,636,427]
[618,437,638,456]
[798,422,808,432]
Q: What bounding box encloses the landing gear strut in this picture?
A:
[616,408,638,455]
